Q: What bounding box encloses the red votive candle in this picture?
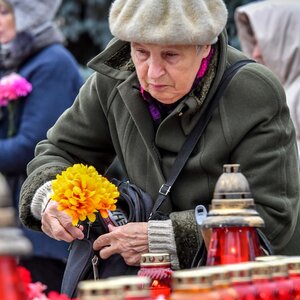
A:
[0,256,27,300]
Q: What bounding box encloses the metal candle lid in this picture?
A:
[172,268,213,290]
[0,208,32,256]
[77,279,122,299]
[140,253,171,267]
[201,164,264,228]
[112,275,151,298]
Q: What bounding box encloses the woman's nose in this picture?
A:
[252,44,263,62]
[147,58,165,79]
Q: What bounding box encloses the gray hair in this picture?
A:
[196,45,202,55]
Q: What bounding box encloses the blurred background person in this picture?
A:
[0,0,83,293]
[223,0,262,49]
[235,0,300,155]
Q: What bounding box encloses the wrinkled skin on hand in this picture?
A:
[93,223,149,266]
[41,200,84,242]
[42,202,149,266]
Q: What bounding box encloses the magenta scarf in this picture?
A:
[140,47,215,127]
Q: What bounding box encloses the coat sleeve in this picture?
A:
[20,73,116,229]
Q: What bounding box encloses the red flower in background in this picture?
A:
[18,266,32,296]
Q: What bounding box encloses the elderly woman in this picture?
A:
[20,0,300,296]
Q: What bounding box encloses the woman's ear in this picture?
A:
[202,45,211,58]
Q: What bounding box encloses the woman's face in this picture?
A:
[131,43,211,104]
[252,41,264,65]
[0,4,16,44]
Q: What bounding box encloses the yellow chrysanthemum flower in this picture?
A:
[51,164,119,226]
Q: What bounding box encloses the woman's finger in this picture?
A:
[41,200,84,241]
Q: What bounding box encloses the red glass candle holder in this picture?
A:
[270,260,295,300]
[206,227,262,266]
[251,261,278,300]
[284,256,300,299]
[138,253,172,299]
[0,256,27,300]
[200,164,265,268]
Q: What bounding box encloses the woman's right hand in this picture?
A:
[41,200,84,242]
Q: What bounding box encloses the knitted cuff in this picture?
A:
[30,181,52,220]
[148,219,180,270]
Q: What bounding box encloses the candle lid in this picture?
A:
[250,261,273,280]
[0,199,32,256]
[255,255,287,262]
[205,265,231,286]
[262,260,289,278]
[201,164,264,228]
[77,279,122,299]
[112,275,151,298]
[0,207,15,227]
[172,268,213,290]
[140,253,171,266]
[282,256,300,274]
[225,263,254,283]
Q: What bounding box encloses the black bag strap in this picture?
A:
[149,59,254,219]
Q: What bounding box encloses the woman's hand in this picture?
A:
[93,222,149,266]
[41,200,84,242]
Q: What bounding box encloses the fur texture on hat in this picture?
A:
[7,0,62,33]
[109,0,228,45]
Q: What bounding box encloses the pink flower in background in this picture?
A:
[28,282,49,300]
[17,266,77,300]
[0,72,32,106]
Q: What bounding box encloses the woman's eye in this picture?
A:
[135,49,148,57]
[0,9,9,15]
[166,53,177,57]
[164,52,179,60]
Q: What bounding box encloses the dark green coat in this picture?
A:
[20,32,300,267]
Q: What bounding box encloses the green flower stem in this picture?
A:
[7,102,16,137]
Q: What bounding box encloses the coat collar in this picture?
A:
[88,32,229,154]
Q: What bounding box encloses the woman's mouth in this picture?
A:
[148,83,168,90]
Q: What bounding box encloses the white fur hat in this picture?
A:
[7,0,62,32]
[109,0,228,45]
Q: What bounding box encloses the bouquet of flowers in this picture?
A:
[0,72,32,136]
[51,164,120,226]
[0,72,32,106]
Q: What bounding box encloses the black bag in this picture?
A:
[61,179,154,298]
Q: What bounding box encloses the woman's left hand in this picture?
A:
[93,222,148,266]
